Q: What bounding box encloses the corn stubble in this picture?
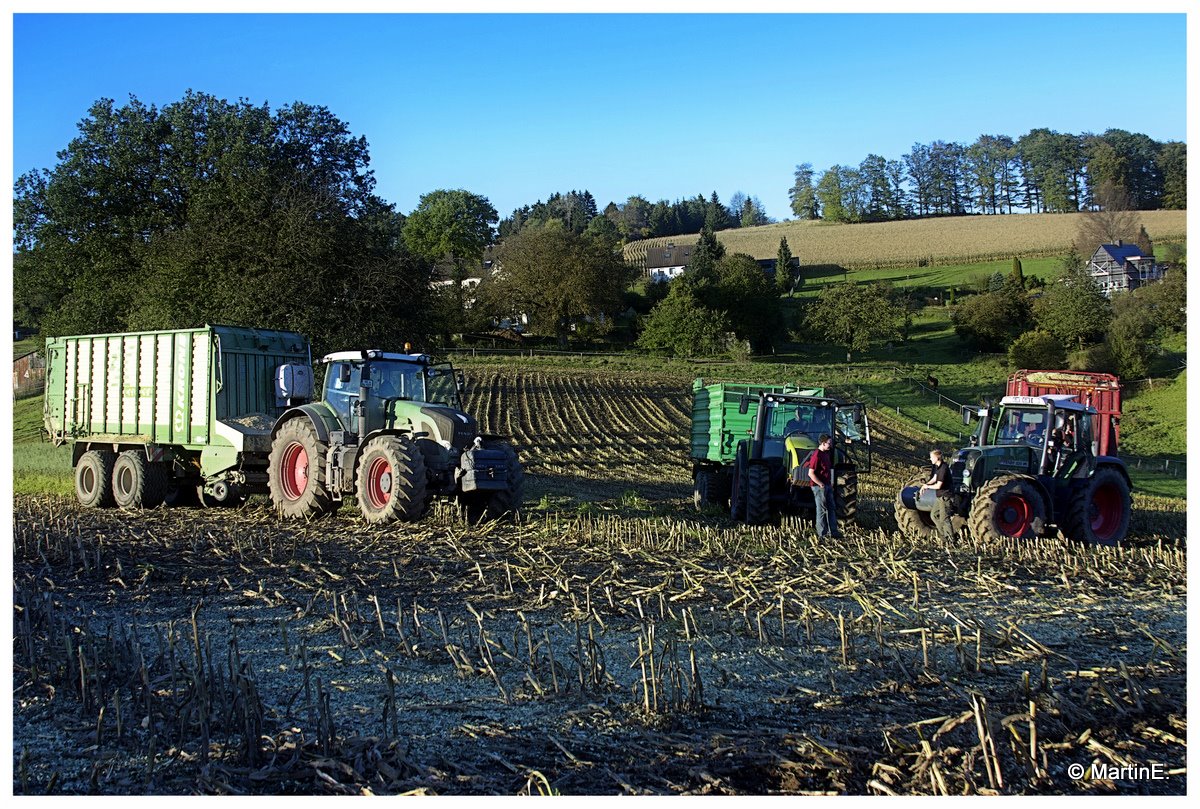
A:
[11,367,1186,795]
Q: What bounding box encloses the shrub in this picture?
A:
[1008,330,1067,369]
[1068,343,1116,374]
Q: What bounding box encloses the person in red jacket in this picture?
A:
[805,434,843,539]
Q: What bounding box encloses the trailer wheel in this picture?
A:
[75,450,116,508]
[745,464,771,525]
[269,419,336,519]
[113,451,167,509]
[893,472,936,538]
[356,435,428,524]
[1062,466,1131,546]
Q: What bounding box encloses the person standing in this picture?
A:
[920,449,956,541]
[805,433,843,539]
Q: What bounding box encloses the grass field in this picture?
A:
[624,210,1187,271]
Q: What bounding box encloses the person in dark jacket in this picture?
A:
[920,448,956,541]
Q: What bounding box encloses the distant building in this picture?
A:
[1087,241,1162,297]
[644,243,693,282]
[13,350,44,399]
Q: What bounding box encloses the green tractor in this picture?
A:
[895,393,1132,545]
[268,349,523,524]
[691,379,871,525]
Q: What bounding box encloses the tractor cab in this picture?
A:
[320,350,466,438]
[960,394,1098,487]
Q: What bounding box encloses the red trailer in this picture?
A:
[1006,369,1121,456]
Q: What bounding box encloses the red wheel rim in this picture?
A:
[1090,482,1123,541]
[997,494,1033,536]
[281,442,309,501]
[365,456,393,509]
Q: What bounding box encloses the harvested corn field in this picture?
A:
[11,365,1187,795]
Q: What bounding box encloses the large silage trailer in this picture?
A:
[43,325,312,508]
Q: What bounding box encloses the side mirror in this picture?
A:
[339,365,352,385]
[456,370,466,391]
[961,406,973,426]
[738,395,749,415]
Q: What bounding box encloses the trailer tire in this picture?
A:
[1062,466,1131,546]
[75,450,116,508]
[269,419,336,519]
[356,435,428,524]
[113,451,167,509]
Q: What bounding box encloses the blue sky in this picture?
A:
[11,12,1189,222]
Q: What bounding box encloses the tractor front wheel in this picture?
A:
[1063,467,1131,546]
[969,474,1046,542]
[356,436,428,525]
[745,464,771,525]
[269,419,336,519]
[836,466,859,525]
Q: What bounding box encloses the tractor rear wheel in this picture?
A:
[969,473,1046,542]
[356,435,428,524]
[75,450,117,508]
[1062,467,1131,546]
[745,464,771,525]
[269,419,336,519]
[836,466,859,524]
[112,451,167,509]
[893,472,937,538]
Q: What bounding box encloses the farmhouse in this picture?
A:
[1087,241,1162,297]
[644,243,693,282]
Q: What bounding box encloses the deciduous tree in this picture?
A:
[804,282,903,361]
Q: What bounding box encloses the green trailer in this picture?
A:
[690,378,871,524]
[43,325,312,508]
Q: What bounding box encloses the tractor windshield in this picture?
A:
[769,402,833,442]
[993,407,1049,447]
[369,361,426,401]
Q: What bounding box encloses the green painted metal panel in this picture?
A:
[690,378,825,465]
[43,326,310,466]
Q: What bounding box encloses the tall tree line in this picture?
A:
[790,128,1185,223]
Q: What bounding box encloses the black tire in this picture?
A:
[112,451,168,509]
[75,450,116,508]
[745,464,771,525]
[482,441,524,521]
[269,418,336,519]
[356,435,428,524]
[894,472,937,538]
[1062,466,1131,546]
[693,468,712,510]
[730,443,749,521]
[836,466,858,524]
[969,473,1047,542]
